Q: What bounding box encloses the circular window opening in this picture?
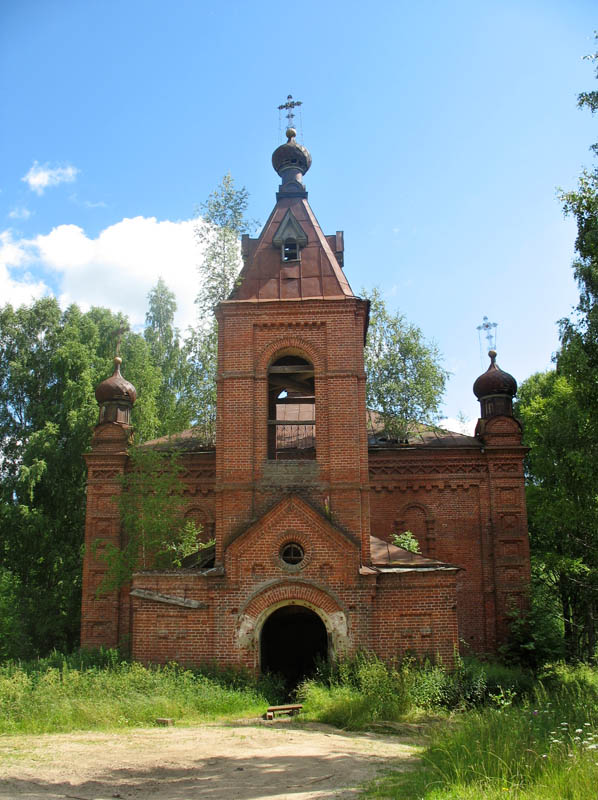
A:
[281,542,305,566]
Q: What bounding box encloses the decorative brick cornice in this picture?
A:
[254,320,325,331]
[369,461,487,477]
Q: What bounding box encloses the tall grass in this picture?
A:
[365,663,598,800]
[0,649,280,734]
[298,652,533,730]
[297,653,410,729]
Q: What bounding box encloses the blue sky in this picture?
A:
[1,0,596,430]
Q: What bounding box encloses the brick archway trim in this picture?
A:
[241,579,343,619]
[396,501,434,521]
[237,579,349,656]
[255,336,325,376]
[184,504,215,522]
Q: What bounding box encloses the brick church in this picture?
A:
[81,127,530,677]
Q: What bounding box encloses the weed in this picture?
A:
[364,662,598,799]
[0,650,278,734]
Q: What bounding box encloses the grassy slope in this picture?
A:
[0,654,274,734]
[362,665,598,800]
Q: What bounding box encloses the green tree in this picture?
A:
[144,278,193,437]
[516,371,596,660]
[0,298,162,656]
[187,174,257,440]
[363,288,448,440]
[96,446,200,593]
[516,38,598,661]
[558,34,598,405]
[194,173,256,318]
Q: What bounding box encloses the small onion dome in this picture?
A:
[272,127,312,177]
[95,357,137,405]
[473,350,517,400]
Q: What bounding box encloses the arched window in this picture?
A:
[282,238,299,262]
[267,355,315,460]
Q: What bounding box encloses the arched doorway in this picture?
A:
[260,605,328,689]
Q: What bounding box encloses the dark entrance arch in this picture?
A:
[260,605,328,689]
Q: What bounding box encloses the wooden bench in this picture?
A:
[264,703,303,720]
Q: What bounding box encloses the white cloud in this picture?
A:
[439,416,477,436]
[68,193,107,209]
[0,231,49,306]
[22,161,79,195]
[0,217,203,331]
[8,207,32,220]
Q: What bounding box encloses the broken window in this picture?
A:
[267,355,315,460]
[282,238,299,262]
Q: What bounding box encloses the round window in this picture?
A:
[280,542,305,566]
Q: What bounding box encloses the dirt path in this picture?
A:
[0,719,419,800]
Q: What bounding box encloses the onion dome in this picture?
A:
[95,356,136,425]
[272,128,312,176]
[473,350,517,419]
[272,128,311,199]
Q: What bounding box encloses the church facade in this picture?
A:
[80,129,530,675]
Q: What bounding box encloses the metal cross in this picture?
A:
[113,323,129,357]
[278,94,302,129]
[476,316,497,349]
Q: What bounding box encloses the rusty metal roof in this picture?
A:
[140,428,215,452]
[228,196,353,302]
[370,535,459,571]
[366,410,481,449]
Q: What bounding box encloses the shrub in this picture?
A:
[299,652,409,729]
[401,656,533,710]
[365,663,598,800]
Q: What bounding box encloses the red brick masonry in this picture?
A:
[81,143,530,670]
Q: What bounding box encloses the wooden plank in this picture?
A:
[267,420,315,426]
[269,366,314,374]
[130,589,208,609]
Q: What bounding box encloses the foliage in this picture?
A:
[0,569,32,660]
[298,652,410,729]
[299,654,532,731]
[392,530,421,553]
[363,288,448,439]
[507,37,598,664]
[194,172,256,318]
[0,651,274,734]
[515,370,597,661]
[499,559,566,668]
[184,321,218,443]
[96,446,200,593]
[186,174,257,440]
[364,663,598,800]
[144,278,194,437]
[0,299,162,656]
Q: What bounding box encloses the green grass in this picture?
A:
[0,650,279,734]
[363,663,598,800]
[3,647,598,800]
[298,653,410,730]
[297,653,534,730]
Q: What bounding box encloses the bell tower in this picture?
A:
[213,126,371,567]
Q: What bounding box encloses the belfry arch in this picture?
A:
[267,355,315,460]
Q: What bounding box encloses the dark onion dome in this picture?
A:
[95,356,137,405]
[272,127,312,177]
[473,350,517,400]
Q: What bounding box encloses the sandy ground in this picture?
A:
[0,719,420,800]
